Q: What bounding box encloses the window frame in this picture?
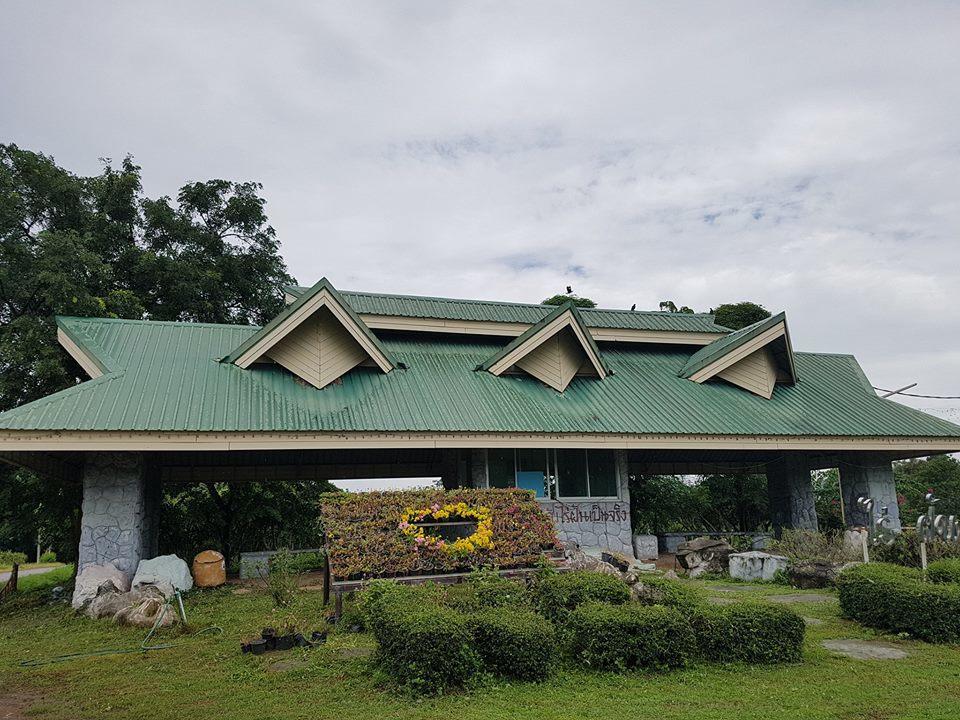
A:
[483,448,620,501]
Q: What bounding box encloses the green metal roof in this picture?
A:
[223,278,397,367]
[286,286,730,334]
[477,301,611,375]
[679,312,795,380]
[2,315,959,440]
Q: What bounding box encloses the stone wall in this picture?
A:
[78,452,158,577]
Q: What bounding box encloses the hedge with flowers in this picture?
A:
[319,488,559,580]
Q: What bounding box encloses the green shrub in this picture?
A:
[566,603,693,671]
[372,596,480,695]
[771,529,857,564]
[357,580,439,633]
[631,575,704,611]
[466,608,556,680]
[285,550,324,574]
[838,562,960,643]
[691,602,805,664]
[0,551,28,566]
[531,571,630,623]
[927,558,960,585]
[443,568,529,612]
[38,551,57,563]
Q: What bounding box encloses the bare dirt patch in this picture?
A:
[822,639,909,660]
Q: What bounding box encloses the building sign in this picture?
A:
[916,492,960,543]
[549,502,630,525]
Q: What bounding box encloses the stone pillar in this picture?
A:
[77,452,158,578]
[766,454,818,535]
[470,449,487,488]
[839,455,901,530]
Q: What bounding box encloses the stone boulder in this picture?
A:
[788,560,860,589]
[632,534,659,560]
[676,537,733,578]
[133,554,193,598]
[72,562,130,610]
[728,551,788,582]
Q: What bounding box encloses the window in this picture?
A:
[484,449,618,499]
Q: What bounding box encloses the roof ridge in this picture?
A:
[327,287,720,318]
[58,316,262,330]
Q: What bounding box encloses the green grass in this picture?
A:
[0,562,64,574]
[2,573,959,720]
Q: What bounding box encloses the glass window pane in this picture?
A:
[517,449,547,475]
[487,448,515,488]
[587,450,618,497]
[557,449,588,497]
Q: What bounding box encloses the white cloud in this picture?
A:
[2,1,959,411]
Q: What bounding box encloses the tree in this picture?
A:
[658,300,694,314]
[894,455,960,521]
[0,143,296,562]
[711,301,771,330]
[542,287,597,308]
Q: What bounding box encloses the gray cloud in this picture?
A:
[2,1,959,413]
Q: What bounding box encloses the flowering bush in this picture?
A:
[399,502,493,555]
[319,488,558,580]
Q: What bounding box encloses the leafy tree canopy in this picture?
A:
[0,143,296,562]
[541,293,597,308]
[710,301,772,330]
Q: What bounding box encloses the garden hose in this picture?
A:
[19,591,223,667]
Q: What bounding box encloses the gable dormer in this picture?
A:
[678,311,797,399]
[222,278,395,388]
[478,302,609,392]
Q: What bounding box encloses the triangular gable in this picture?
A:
[222,278,396,388]
[679,311,797,397]
[478,302,609,391]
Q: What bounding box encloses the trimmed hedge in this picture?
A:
[566,602,693,671]
[531,570,630,623]
[838,562,960,643]
[443,570,529,612]
[631,575,704,611]
[0,550,28,566]
[692,603,805,664]
[466,608,556,680]
[362,582,479,695]
[927,558,960,585]
[319,488,558,580]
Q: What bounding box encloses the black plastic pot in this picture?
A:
[240,642,251,654]
[261,627,277,650]
[274,634,295,651]
[310,630,328,644]
[293,633,310,648]
[249,639,268,656]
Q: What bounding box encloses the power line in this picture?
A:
[873,386,960,400]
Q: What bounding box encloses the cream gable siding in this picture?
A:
[266,308,368,389]
[514,327,588,392]
[716,346,778,398]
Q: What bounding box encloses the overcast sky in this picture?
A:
[2,2,959,414]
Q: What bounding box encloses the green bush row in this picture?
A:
[39,550,57,563]
[927,558,960,585]
[838,562,960,643]
[360,572,805,693]
[0,550,28,566]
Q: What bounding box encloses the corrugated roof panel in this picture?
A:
[1,317,959,441]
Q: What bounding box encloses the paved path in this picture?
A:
[0,565,62,584]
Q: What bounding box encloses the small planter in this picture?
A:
[248,639,268,656]
[274,634,295,651]
[311,630,328,644]
[294,633,311,648]
[261,627,277,650]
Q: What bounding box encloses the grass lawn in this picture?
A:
[2,573,960,720]
[0,562,64,574]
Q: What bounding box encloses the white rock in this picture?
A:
[632,534,659,560]
[728,551,788,582]
[132,554,193,597]
[72,562,130,610]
